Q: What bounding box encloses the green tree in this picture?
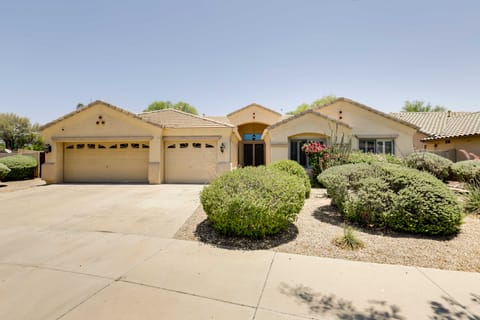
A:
[401,100,446,112]
[287,95,337,115]
[143,101,198,115]
[76,103,85,109]
[0,113,43,151]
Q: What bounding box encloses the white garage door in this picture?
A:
[64,142,149,183]
[165,141,217,184]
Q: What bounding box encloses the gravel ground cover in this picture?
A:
[175,188,480,272]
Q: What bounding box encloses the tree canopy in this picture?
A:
[287,95,337,115]
[401,100,447,112]
[0,113,44,151]
[143,101,198,115]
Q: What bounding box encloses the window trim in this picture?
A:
[358,138,395,155]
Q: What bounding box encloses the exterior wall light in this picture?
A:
[220,142,226,153]
[44,144,52,153]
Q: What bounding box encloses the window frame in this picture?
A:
[358,138,395,155]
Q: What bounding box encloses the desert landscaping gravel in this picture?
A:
[175,188,480,272]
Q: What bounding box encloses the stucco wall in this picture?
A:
[227,105,282,126]
[319,101,417,157]
[268,112,352,145]
[41,103,162,184]
[265,112,352,163]
[422,136,480,161]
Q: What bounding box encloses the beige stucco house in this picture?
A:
[41,98,419,184]
[391,111,480,161]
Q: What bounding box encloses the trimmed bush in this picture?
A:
[344,177,395,227]
[451,160,480,182]
[0,155,37,181]
[404,152,452,181]
[465,179,480,214]
[346,151,403,165]
[318,163,463,235]
[269,160,311,198]
[201,166,305,238]
[0,163,11,181]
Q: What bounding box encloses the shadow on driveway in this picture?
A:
[194,218,298,250]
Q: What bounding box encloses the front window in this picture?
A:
[359,139,394,155]
[290,139,326,167]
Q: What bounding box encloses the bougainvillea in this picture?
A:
[302,140,349,182]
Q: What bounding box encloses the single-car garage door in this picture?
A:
[64,142,149,183]
[165,141,217,183]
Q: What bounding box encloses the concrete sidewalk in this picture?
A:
[1,239,479,320]
[1,185,479,319]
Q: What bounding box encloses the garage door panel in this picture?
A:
[64,142,148,183]
[165,141,217,184]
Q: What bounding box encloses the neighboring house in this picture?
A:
[41,98,418,184]
[391,111,480,161]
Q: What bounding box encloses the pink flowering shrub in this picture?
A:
[301,141,349,182]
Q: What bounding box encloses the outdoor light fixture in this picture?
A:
[220,142,225,153]
[44,144,52,153]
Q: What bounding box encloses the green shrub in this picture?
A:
[465,179,480,214]
[404,152,452,181]
[344,177,395,227]
[318,163,463,235]
[201,166,305,238]
[346,151,403,165]
[388,175,462,235]
[0,163,11,181]
[0,155,37,181]
[269,160,311,198]
[332,226,365,250]
[451,160,480,182]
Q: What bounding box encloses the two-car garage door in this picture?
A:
[63,140,218,184]
[64,142,149,183]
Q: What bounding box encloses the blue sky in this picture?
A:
[1,0,479,125]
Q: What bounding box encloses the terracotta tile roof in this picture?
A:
[40,100,162,130]
[205,116,232,125]
[139,109,234,128]
[390,112,480,140]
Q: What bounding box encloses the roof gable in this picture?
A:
[317,97,420,130]
[139,109,233,128]
[267,109,351,131]
[41,100,161,131]
[227,103,281,117]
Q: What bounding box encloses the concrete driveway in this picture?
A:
[1,184,480,320]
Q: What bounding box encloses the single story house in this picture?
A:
[41,97,419,184]
[391,111,480,161]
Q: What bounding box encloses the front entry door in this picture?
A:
[242,142,264,167]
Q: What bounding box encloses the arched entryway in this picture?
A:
[238,123,267,167]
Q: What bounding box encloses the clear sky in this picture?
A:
[1,0,479,125]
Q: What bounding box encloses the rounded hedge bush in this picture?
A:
[451,160,480,182]
[404,152,452,181]
[346,151,403,165]
[0,163,11,181]
[201,166,305,238]
[269,160,311,198]
[0,155,37,181]
[318,163,463,235]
